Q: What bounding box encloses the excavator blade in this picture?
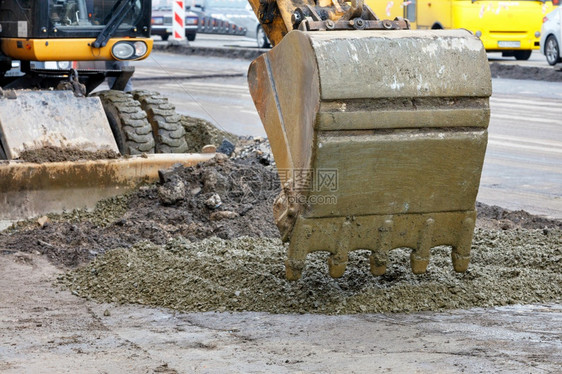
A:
[0,90,118,159]
[0,154,215,222]
[0,90,215,223]
[248,29,492,280]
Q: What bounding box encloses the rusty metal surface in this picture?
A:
[0,154,215,221]
[248,29,492,279]
[0,90,118,160]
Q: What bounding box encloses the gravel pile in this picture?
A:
[61,228,561,314]
[476,202,562,230]
[180,115,239,153]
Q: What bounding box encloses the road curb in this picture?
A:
[153,43,267,60]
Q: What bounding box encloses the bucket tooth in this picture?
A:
[285,221,313,281]
[452,216,475,272]
[328,252,348,278]
[327,220,353,278]
[370,218,393,276]
[410,218,435,274]
[370,250,388,276]
[285,257,306,281]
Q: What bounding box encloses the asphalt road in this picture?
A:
[128,51,562,220]
[481,80,562,218]
[130,53,261,136]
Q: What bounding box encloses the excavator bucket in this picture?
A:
[0,90,118,159]
[248,29,492,280]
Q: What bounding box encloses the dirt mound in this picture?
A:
[0,154,280,266]
[180,115,239,153]
[2,137,561,314]
[18,146,119,163]
[60,228,561,314]
[490,63,562,82]
[476,202,562,230]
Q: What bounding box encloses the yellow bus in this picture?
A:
[366,0,559,60]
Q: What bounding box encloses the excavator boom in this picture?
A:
[247,0,491,279]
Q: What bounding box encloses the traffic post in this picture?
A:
[173,0,185,41]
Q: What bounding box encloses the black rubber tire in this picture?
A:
[514,50,532,61]
[0,142,6,160]
[132,90,189,153]
[161,34,169,41]
[92,90,155,155]
[545,35,560,66]
[256,25,271,48]
[187,33,196,41]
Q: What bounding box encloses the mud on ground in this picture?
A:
[17,146,119,163]
[490,63,562,82]
[1,139,561,315]
[1,147,279,266]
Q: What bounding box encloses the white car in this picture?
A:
[540,7,561,66]
[198,0,270,48]
[151,7,199,41]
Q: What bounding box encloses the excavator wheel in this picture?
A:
[93,90,156,155]
[132,90,189,153]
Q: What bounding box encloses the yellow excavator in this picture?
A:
[0,0,491,279]
[0,0,214,221]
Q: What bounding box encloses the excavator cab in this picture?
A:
[0,0,160,161]
[0,0,153,93]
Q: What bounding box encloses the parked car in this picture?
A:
[5,61,74,77]
[199,0,270,48]
[151,7,199,41]
[540,7,561,66]
[32,61,74,70]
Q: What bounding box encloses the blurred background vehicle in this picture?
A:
[254,23,270,49]
[541,7,562,66]
[153,0,267,47]
[151,6,199,41]
[366,0,558,61]
[202,1,268,47]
